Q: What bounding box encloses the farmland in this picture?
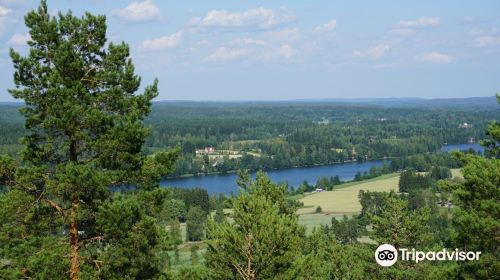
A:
[298,173,400,215]
[297,169,463,231]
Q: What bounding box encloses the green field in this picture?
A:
[297,173,400,231]
[451,168,463,179]
[298,173,400,215]
[297,169,462,231]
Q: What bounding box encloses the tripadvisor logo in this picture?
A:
[375,244,482,267]
[375,244,398,267]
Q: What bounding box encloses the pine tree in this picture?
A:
[442,97,500,278]
[3,1,176,279]
[369,191,433,249]
[205,171,305,279]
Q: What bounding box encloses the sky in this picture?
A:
[0,0,499,101]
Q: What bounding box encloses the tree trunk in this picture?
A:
[69,199,80,280]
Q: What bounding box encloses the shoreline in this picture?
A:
[164,157,394,180]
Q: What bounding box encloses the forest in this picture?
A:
[0,2,499,280]
[1,101,497,177]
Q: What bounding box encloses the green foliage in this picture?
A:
[0,189,67,279]
[326,215,363,244]
[315,205,322,213]
[96,195,166,279]
[398,169,434,193]
[161,199,186,223]
[1,2,176,278]
[290,231,378,279]
[205,172,305,279]
[168,265,214,280]
[0,236,69,280]
[190,244,200,265]
[186,206,207,241]
[358,190,387,216]
[369,191,434,249]
[481,94,500,158]
[0,155,16,188]
[442,153,500,279]
[169,219,182,246]
[214,203,225,223]
[390,153,461,172]
[170,188,210,214]
[429,166,452,180]
[406,188,438,211]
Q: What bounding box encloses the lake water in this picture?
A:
[440,143,484,153]
[161,160,390,195]
[160,143,485,195]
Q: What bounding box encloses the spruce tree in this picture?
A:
[4,1,176,279]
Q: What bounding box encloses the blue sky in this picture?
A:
[0,0,499,101]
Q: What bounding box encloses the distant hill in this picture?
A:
[154,96,498,110]
[3,96,498,110]
[286,96,498,109]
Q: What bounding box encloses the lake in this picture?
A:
[161,143,485,195]
[161,160,390,195]
[440,143,484,153]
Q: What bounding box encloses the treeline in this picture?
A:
[203,151,497,280]
[290,152,462,195]
[1,3,498,279]
[1,103,496,176]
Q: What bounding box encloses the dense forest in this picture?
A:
[0,2,498,279]
[1,102,497,176]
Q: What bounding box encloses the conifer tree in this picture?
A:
[443,96,500,278]
[205,172,304,279]
[481,94,500,157]
[4,1,176,279]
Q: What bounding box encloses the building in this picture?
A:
[459,122,472,128]
[195,146,215,155]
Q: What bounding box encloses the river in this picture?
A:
[160,160,390,195]
[440,143,484,153]
[160,143,484,194]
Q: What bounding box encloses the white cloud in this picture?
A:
[390,17,439,37]
[207,47,248,61]
[472,36,500,47]
[390,28,416,36]
[0,5,11,16]
[0,5,12,36]
[196,40,211,46]
[48,9,59,17]
[139,32,182,51]
[261,44,296,61]
[468,28,497,36]
[315,19,337,32]
[398,17,440,28]
[112,0,161,23]
[192,7,295,30]
[274,44,294,59]
[462,16,474,23]
[267,28,300,42]
[7,33,31,46]
[353,45,390,59]
[234,37,266,45]
[418,52,454,64]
